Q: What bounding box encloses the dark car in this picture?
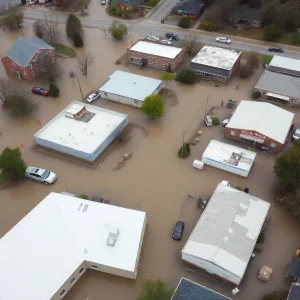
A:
[172,221,184,240]
[268,47,284,53]
[31,87,49,96]
[165,32,179,41]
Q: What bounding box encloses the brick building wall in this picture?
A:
[1,48,55,81]
[224,127,287,153]
[127,48,184,71]
[228,54,241,79]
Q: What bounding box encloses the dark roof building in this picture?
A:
[172,278,232,300]
[288,283,300,300]
[5,37,53,67]
[231,5,263,28]
[117,0,144,11]
[190,46,242,82]
[287,257,300,280]
[171,0,205,20]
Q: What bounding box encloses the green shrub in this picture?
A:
[178,142,190,158]
[66,14,82,39]
[49,84,60,97]
[176,68,198,84]
[257,231,265,243]
[110,6,117,13]
[292,32,300,45]
[264,25,281,41]
[178,16,190,28]
[211,116,220,125]
[79,194,89,199]
[235,186,243,191]
[148,0,160,6]
[252,90,261,99]
[73,31,84,48]
[142,94,164,118]
[200,20,215,31]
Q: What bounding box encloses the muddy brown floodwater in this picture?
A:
[0,20,300,300]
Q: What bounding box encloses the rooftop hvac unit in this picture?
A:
[65,103,86,119]
[106,227,119,247]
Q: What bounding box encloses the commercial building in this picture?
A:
[224,100,294,152]
[34,101,128,161]
[182,183,270,285]
[99,70,162,108]
[172,278,232,300]
[190,46,241,82]
[0,192,147,300]
[127,40,184,71]
[268,55,300,77]
[201,140,256,177]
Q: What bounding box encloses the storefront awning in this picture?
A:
[240,133,265,144]
[266,92,290,101]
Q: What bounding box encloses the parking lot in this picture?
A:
[0,21,300,300]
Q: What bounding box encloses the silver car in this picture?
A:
[86,91,100,103]
[25,166,57,184]
[292,128,300,142]
[216,37,231,44]
[160,39,172,45]
[146,36,159,42]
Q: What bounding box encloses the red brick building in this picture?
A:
[224,101,294,153]
[1,37,55,81]
[118,0,144,11]
[171,0,205,20]
[127,40,184,71]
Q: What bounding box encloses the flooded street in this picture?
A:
[1,21,300,300]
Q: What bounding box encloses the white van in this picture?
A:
[205,115,212,127]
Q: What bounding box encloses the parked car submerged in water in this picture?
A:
[172,220,185,240]
[25,166,57,184]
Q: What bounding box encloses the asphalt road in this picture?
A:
[23,10,300,60]
[146,0,179,21]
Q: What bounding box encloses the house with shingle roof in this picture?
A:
[230,4,263,28]
[171,0,205,20]
[172,278,232,300]
[1,37,55,80]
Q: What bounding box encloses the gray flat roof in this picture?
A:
[255,70,300,100]
[270,56,300,73]
[99,71,162,101]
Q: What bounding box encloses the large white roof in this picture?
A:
[34,101,128,154]
[99,70,162,101]
[182,184,270,279]
[191,46,241,70]
[129,40,183,59]
[0,192,146,300]
[269,55,300,73]
[202,139,256,172]
[226,100,294,143]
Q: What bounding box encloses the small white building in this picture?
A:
[0,192,147,300]
[201,139,256,177]
[34,101,128,161]
[182,183,270,285]
[99,70,162,108]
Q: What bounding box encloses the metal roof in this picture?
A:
[288,283,300,300]
[182,184,270,279]
[99,70,162,101]
[226,100,295,144]
[269,56,300,74]
[190,62,230,78]
[255,70,300,100]
[287,257,300,279]
[0,192,146,300]
[191,46,241,70]
[172,278,232,300]
[172,0,205,13]
[5,37,53,67]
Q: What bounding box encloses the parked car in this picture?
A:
[222,118,229,127]
[101,0,106,5]
[216,37,231,44]
[205,115,212,127]
[172,221,185,240]
[292,128,300,142]
[25,166,57,184]
[146,36,159,42]
[160,39,172,45]
[165,32,179,41]
[268,47,284,53]
[86,91,101,103]
[31,87,49,96]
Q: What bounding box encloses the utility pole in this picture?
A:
[75,71,84,101]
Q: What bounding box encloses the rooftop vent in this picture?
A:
[106,227,119,247]
[65,104,86,119]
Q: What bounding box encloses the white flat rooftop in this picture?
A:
[99,70,162,101]
[0,192,146,300]
[269,55,300,73]
[202,139,256,171]
[226,100,294,144]
[34,101,128,154]
[182,184,270,279]
[191,46,241,70]
[129,40,183,59]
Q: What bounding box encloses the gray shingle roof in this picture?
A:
[232,5,263,22]
[288,283,300,300]
[173,0,205,13]
[6,37,53,67]
[172,278,232,300]
[287,257,300,279]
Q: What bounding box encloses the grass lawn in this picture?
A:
[51,43,77,58]
[260,54,273,65]
[0,173,6,185]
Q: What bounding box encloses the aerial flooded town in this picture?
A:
[0,0,300,300]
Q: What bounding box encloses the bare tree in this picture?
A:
[0,79,12,103]
[74,0,91,15]
[38,55,62,82]
[77,53,94,75]
[180,36,200,56]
